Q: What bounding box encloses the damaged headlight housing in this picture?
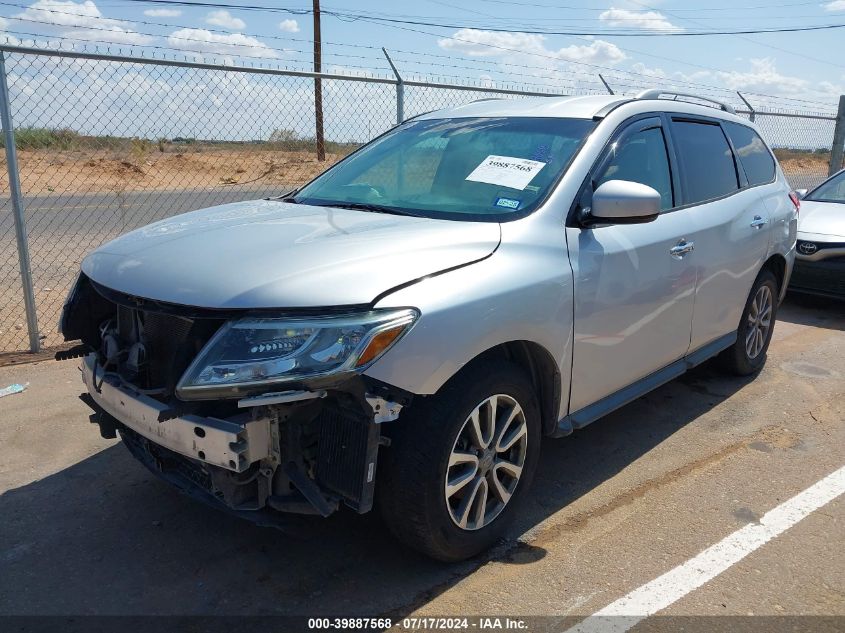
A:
[176,308,418,400]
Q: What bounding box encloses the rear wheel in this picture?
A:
[377,361,541,561]
[718,269,779,375]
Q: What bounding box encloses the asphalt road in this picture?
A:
[0,186,281,351]
[1,186,277,250]
[0,292,843,630]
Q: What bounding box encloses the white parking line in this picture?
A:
[566,465,845,633]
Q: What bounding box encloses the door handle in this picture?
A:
[670,239,695,258]
[750,215,768,229]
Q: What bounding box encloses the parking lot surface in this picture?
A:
[0,294,843,628]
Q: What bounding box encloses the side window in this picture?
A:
[671,120,739,204]
[723,122,775,187]
[595,126,673,210]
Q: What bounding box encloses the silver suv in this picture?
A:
[60,90,798,561]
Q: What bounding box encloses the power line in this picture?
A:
[105,0,845,36]
[347,14,837,110]
[625,0,845,71]
[2,0,836,110]
[474,0,831,11]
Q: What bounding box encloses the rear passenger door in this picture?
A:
[668,117,772,351]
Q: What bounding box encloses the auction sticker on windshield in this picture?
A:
[465,155,546,191]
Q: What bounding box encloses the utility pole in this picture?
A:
[313,0,326,161]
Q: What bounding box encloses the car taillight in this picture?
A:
[788,191,801,214]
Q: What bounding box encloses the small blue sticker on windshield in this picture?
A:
[495,197,520,210]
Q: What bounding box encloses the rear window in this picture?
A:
[724,122,776,187]
[671,120,739,205]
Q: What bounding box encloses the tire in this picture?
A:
[377,361,541,561]
[718,269,779,376]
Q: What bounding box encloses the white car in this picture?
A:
[791,168,845,299]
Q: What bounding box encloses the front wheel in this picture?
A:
[718,269,779,376]
[377,361,541,561]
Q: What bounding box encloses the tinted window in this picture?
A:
[595,126,673,210]
[672,120,739,204]
[724,122,775,186]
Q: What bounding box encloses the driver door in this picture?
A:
[565,116,696,417]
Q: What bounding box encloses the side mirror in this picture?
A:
[794,188,808,200]
[587,180,661,225]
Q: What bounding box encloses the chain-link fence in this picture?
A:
[740,107,841,190]
[1,45,843,355]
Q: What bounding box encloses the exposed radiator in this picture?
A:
[315,404,381,513]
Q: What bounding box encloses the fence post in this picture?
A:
[0,51,39,353]
[599,74,614,95]
[830,95,845,176]
[737,91,755,122]
[382,48,404,125]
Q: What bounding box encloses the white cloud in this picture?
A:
[438,29,625,93]
[598,7,682,32]
[14,1,151,45]
[716,57,807,95]
[17,0,114,27]
[278,19,299,33]
[438,29,625,66]
[205,10,245,31]
[144,8,181,17]
[822,0,845,11]
[68,26,152,45]
[167,28,278,58]
[557,40,627,65]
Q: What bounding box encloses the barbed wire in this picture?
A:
[0,0,838,112]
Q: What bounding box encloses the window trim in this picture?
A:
[722,120,778,190]
[566,112,681,227]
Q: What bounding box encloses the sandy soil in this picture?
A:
[0,147,834,197]
[1,148,344,195]
[777,156,829,174]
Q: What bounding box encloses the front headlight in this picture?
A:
[176,308,418,400]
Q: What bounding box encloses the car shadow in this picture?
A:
[1,356,758,619]
[779,292,845,331]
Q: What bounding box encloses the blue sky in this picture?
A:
[0,0,843,112]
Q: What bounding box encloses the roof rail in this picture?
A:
[635,89,736,115]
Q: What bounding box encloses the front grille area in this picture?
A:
[140,310,196,390]
[790,257,845,297]
[112,303,224,393]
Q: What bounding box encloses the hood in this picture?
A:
[82,199,501,309]
[797,199,845,241]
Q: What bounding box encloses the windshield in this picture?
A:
[293,116,596,221]
[806,170,845,203]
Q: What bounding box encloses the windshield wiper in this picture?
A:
[266,187,300,203]
[316,202,420,217]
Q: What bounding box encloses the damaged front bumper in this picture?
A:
[82,354,271,473]
[79,354,407,520]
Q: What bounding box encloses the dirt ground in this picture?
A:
[0,147,833,197]
[2,148,345,195]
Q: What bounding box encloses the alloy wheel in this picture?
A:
[444,394,528,531]
[745,284,773,359]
